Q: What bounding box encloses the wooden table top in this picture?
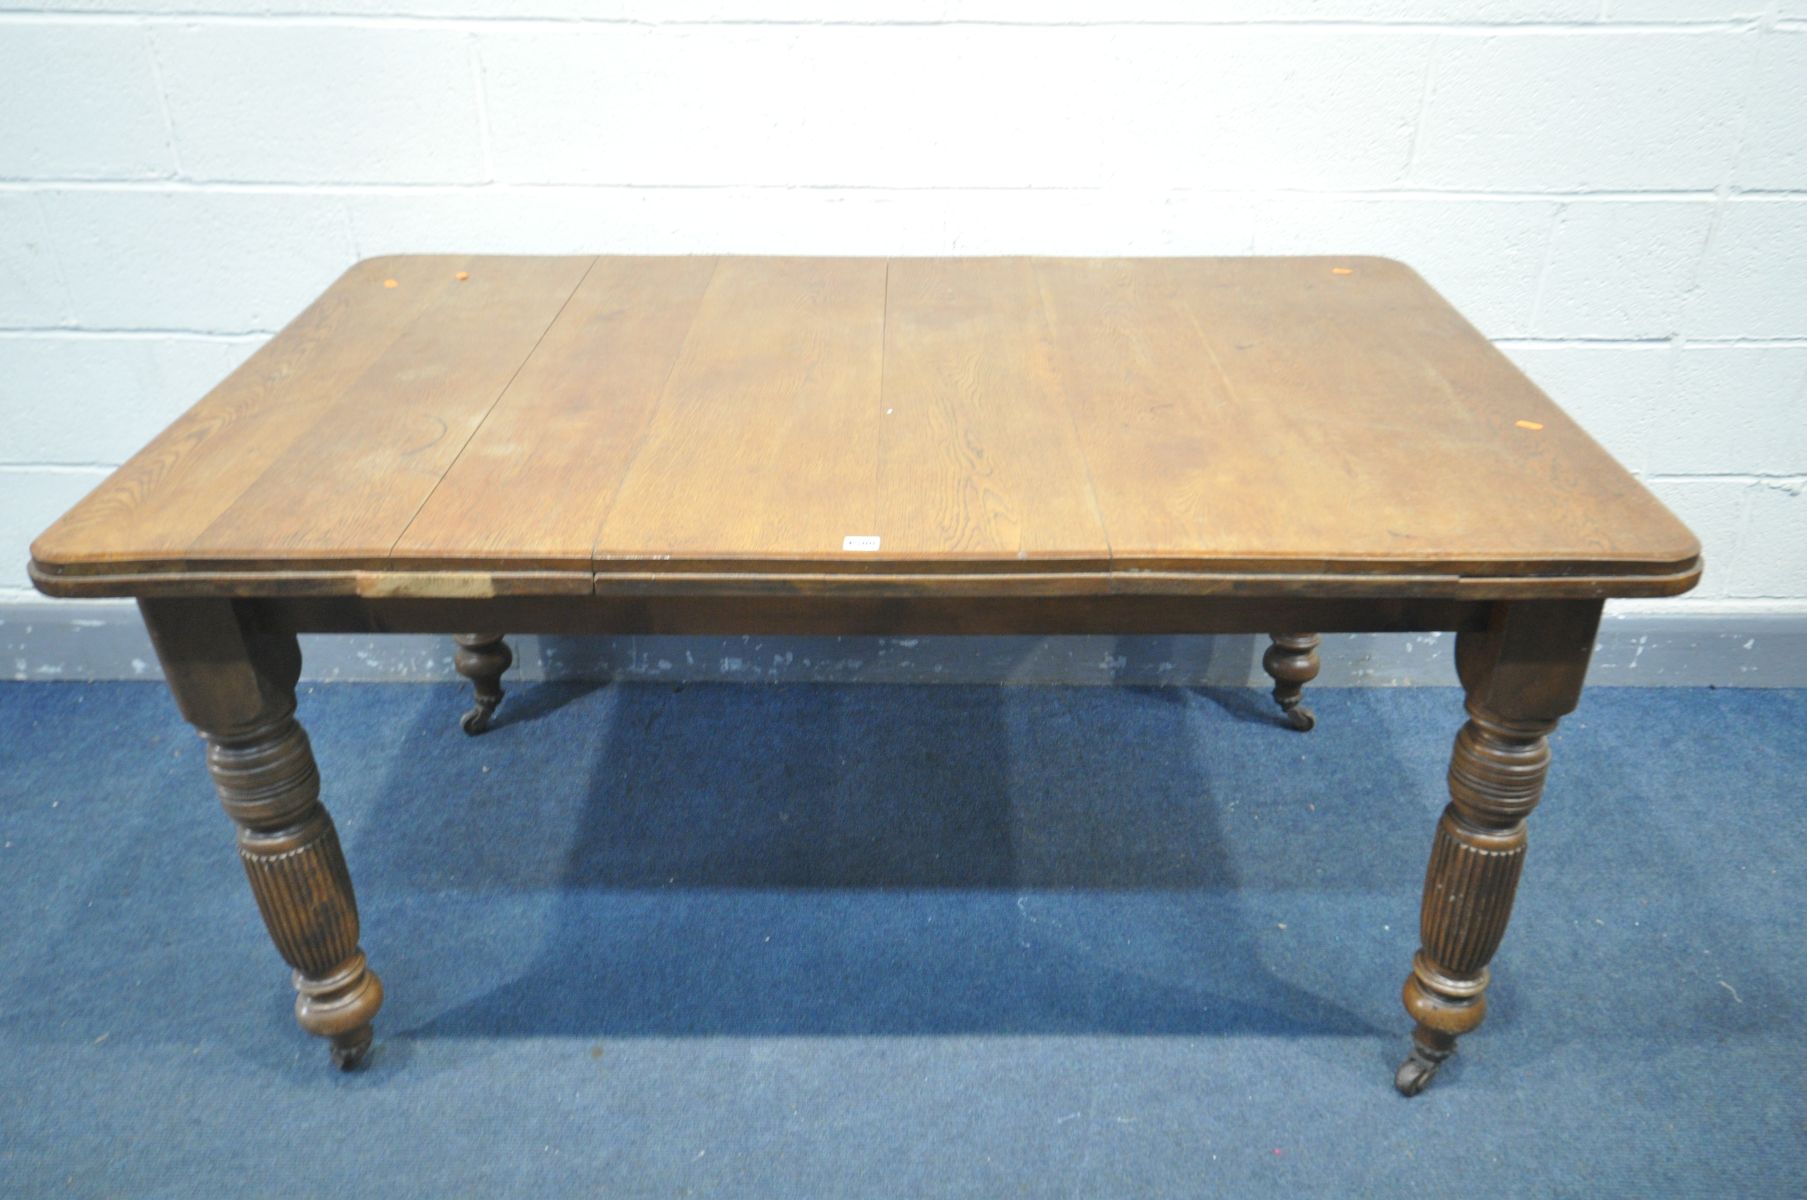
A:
[30,254,1699,601]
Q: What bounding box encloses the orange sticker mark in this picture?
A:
[383,279,399,289]
[454,271,470,281]
[1515,420,1544,431]
[1331,267,1354,275]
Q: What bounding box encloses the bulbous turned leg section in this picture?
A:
[1397,700,1553,1096]
[1262,633,1321,731]
[453,633,512,735]
[297,952,383,1070]
[1398,955,1485,1095]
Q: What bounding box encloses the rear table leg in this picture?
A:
[453,634,512,735]
[1263,633,1321,731]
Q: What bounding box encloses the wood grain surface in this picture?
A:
[31,255,1701,599]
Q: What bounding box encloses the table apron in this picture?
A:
[250,594,1497,638]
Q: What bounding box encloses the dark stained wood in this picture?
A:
[1261,633,1322,731]
[256,594,1494,639]
[139,598,383,1069]
[452,633,512,734]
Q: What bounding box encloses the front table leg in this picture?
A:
[1396,600,1600,1095]
[142,599,384,1070]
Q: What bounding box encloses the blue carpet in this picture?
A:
[1,679,1802,1197]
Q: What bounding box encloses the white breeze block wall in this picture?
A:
[3,1,1805,616]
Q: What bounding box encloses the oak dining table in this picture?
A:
[29,254,1700,1094]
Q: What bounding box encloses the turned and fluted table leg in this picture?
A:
[1263,633,1321,731]
[141,599,384,1070]
[1396,600,1601,1095]
[453,633,513,735]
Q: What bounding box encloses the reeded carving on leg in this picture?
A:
[1397,699,1556,1095]
[142,599,384,1071]
[453,633,513,735]
[1391,603,1600,1095]
[205,686,384,1068]
[1262,633,1321,731]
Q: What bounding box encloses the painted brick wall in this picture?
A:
[3,1,1804,616]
